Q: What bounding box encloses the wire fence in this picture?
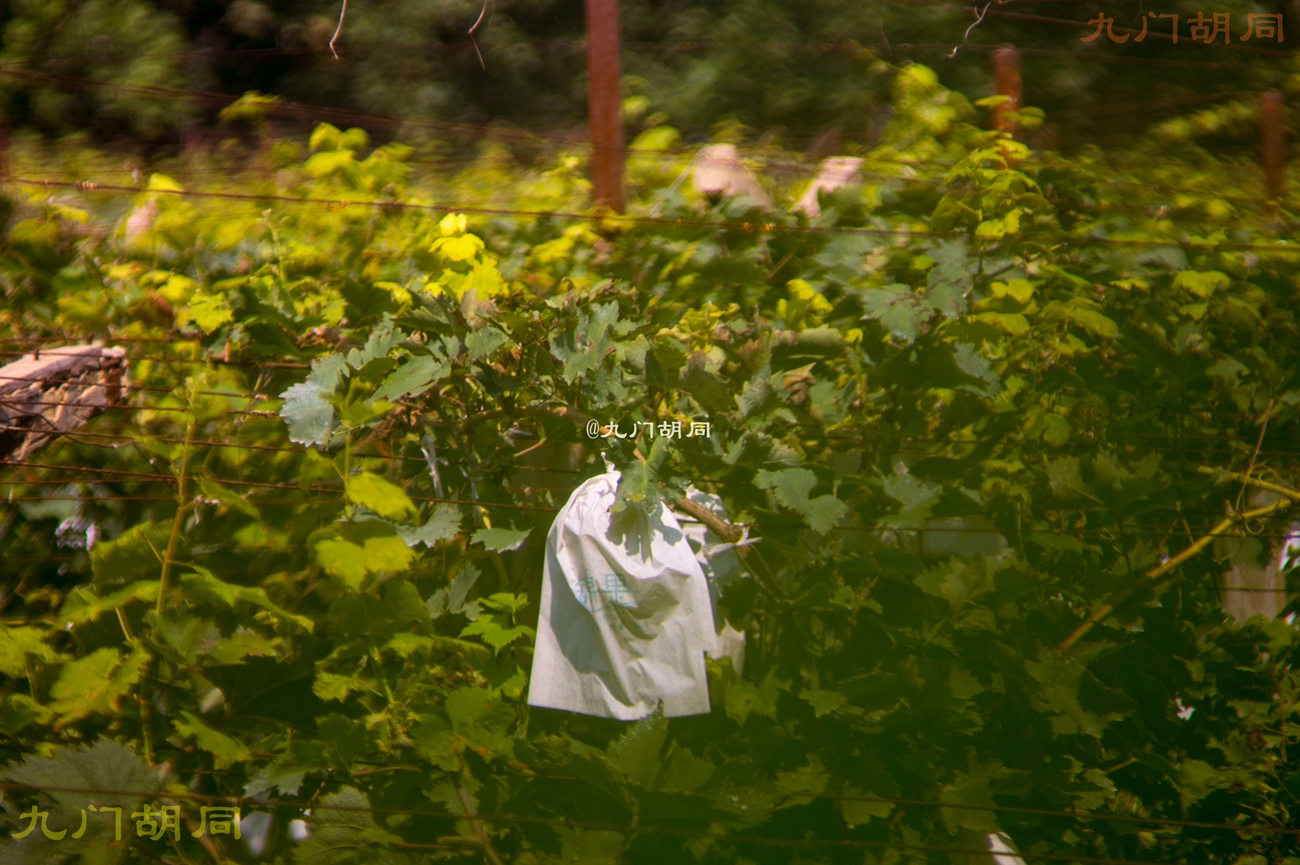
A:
[9,175,1300,251]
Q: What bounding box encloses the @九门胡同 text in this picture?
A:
[585,419,711,440]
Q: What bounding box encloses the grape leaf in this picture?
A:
[471,527,531,552]
[0,625,63,677]
[465,326,509,362]
[754,467,846,534]
[372,354,449,402]
[173,710,251,769]
[181,566,314,632]
[346,472,416,520]
[48,647,150,728]
[280,380,334,446]
[293,787,401,865]
[400,503,463,547]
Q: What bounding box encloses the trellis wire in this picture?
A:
[11,174,1300,251]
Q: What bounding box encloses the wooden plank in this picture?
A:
[586,0,625,212]
[0,344,127,461]
[0,344,109,396]
[992,47,1023,140]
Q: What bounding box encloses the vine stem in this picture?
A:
[1237,397,1274,510]
[456,783,504,865]
[1055,468,1300,656]
[156,417,195,616]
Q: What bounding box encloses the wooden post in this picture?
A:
[585,0,624,212]
[1262,90,1285,202]
[0,344,127,461]
[992,47,1022,140]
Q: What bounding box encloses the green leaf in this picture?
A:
[372,354,449,402]
[777,754,830,806]
[1046,457,1088,500]
[207,629,282,664]
[384,633,434,658]
[658,745,716,793]
[399,503,463,547]
[465,326,509,362]
[439,687,515,757]
[434,233,485,262]
[317,714,375,769]
[0,625,63,677]
[60,581,159,627]
[0,738,158,822]
[991,279,1036,302]
[914,560,994,610]
[1066,306,1119,339]
[48,647,150,728]
[974,207,1022,239]
[970,311,1030,335]
[940,763,1001,833]
[181,566,314,631]
[551,301,618,383]
[606,710,668,788]
[428,564,482,618]
[346,472,416,520]
[293,787,401,865]
[725,668,791,726]
[646,342,685,388]
[279,380,334,446]
[949,667,985,700]
[842,788,893,827]
[198,477,259,518]
[313,672,373,702]
[801,689,848,717]
[1179,758,1234,807]
[460,615,535,653]
[1024,650,1127,737]
[445,687,494,730]
[309,353,350,391]
[479,592,528,614]
[172,711,251,769]
[332,581,429,641]
[315,534,416,590]
[471,527,531,552]
[344,319,405,369]
[1042,413,1072,446]
[860,284,930,343]
[90,520,170,587]
[681,353,733,413]
[1174,269,1230,299]
[186,293,234,333]
[754,467,846,534]
[314,539,366,588]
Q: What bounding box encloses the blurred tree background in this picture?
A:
[0,0,1294,152]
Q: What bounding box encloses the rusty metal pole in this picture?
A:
[1262,90,1285,202]
[991,47,1022,140]
[586,0,624,212]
